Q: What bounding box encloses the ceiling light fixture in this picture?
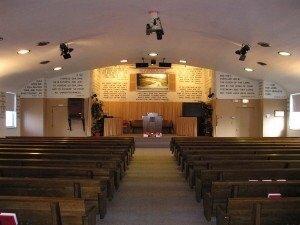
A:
[53,67,62,71]
[235,44,250,61]
[17,49,30,55]
[179,60,187,64]
[149,52,158,57]
[120,59,128,63]
[244,67,254,72]
[278,51,291,56]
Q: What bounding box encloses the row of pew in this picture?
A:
[0,136,135,225]
[171,137,300,225]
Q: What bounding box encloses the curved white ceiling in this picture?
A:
[0,0,300,92]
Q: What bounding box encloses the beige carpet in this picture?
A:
[98,148,214,225]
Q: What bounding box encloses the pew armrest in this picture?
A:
[203,192,213,221]
[216,205,229,225]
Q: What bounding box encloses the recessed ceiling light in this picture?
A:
[179,59,187,64]
[257,62,267,66]
[37,41,50,46]
[244,67,254,72]
[258,42,271,47]
[278,51,291,56]
[53,66,62,71]
[17,49,30,55]
[40,60,50,65]
[120,59,128,63]
[148,52,158,57]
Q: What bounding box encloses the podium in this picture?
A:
[142,113,163,137]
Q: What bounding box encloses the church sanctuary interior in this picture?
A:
[1,1,300,225]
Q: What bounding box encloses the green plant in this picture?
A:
[91,94,104,135]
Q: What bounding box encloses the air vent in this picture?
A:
[257,62,267,66]
[37,41,50,46]
[40,60,50,65]
[258,42,271,47]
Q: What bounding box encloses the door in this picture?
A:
[51,106,69,137]
[235,107,258,137]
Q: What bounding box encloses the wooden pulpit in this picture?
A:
[142,113,163,137]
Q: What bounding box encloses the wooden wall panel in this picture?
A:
[129,74,137,91]
[176,117,198,137]
[168,73,176,92]
[102,102,182,124]
[104,118,123,136]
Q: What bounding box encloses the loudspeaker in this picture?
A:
[159,62,172,68]
[136,63,149,68]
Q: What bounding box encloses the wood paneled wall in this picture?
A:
[176,117,198,137]
[103,102,182,124]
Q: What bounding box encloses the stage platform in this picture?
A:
[123,134,176,148]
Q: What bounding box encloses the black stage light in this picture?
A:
[235,44,250,61]
[60,43,73,59]
[146,11,164,40]
[159,58,171,68]
[136,58,149,68]
[136,63,149,68]
[159,62,172,68]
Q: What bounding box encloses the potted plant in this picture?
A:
[91,94,104,137]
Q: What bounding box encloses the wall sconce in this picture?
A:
[242,99,249,104]
[274,110,285,117]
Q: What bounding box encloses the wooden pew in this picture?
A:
[0,136,135,222]
[0,152,123,187]
[0,196,97,225]
[189,160,300,187]
[0,147,130,166]
[181,154,300,174]
[0,158,123,189]
[0,177,107,218]
[0,166,115,200]
[176,146,300,163]
[216,197,300,225]
[195,168,300,202]
[203,180,300,221]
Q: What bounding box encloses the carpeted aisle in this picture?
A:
[98,148,214,225]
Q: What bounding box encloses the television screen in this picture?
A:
[182,103,204,117]
[137,73,168,90]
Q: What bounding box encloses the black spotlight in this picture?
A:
[235,44,250,61]
[60,43,73,59]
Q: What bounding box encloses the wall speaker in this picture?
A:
[159,62,172,68]
[136,63,149,68]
